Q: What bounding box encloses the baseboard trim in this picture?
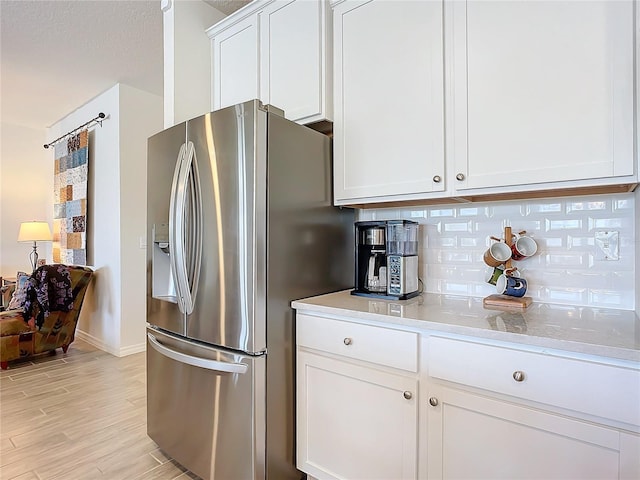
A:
[75,330,146,357]
[120,343,146,356]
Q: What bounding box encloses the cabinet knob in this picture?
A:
[343,337,353,346]
[513,370,525,382]
[432,175,442,183]
[403,391,413,400]
[455,173,465,181]
[429,397,439,407]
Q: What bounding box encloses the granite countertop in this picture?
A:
[292,290,640,363]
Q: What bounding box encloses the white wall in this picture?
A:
[163,0,226,126]
[47,85,122,353]
[119,84,163,354]
[360,192,636,310]
[47,83,162,356]
[0,123,52,276]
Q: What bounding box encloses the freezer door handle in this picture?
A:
[147,333,248,374]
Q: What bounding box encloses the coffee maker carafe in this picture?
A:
[352,220,420,300]
[364,226,387,293]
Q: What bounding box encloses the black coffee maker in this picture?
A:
[352,220,420,300]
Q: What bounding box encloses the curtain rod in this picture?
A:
[43,112,107,149]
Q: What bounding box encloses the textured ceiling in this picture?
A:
[205,0,252,15]
[0,0,248,131]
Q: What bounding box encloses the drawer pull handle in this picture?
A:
[513,370,525,382]
[433,175,442,183]
[429,397,439,407]
[403,391,412,400]
[455,173,465,181]
[343,337,353,346]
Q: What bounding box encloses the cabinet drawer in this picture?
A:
[297,313,418,372]
[428,336,640,427]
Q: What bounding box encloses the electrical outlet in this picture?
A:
[594,231,619,261]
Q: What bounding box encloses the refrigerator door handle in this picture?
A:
[147,333,248,374]
[169,143,186,313]
[170,141,203,315]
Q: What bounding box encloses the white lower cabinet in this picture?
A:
[295,311,640,480]
[296,313,419,480]
[426,385,638,480]
[297,351,418,480]
[425,335,640,480]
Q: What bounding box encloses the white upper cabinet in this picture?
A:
[332,0,636,206]
[332,0,445,204]
[211,14,259,110]
[260,0,332,124]
[449,0,635,192]
[208,0,331,124]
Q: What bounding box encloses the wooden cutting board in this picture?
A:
[483,294,532,310]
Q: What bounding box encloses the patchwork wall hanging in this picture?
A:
[53,130,88,265]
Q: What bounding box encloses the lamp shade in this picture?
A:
[18,221,52,242]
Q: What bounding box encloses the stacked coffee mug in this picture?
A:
[484,233,537,297]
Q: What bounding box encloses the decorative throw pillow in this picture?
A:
[7,272,30,310]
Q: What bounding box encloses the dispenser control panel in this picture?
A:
[387,255,419,296]
[387,256,402,295]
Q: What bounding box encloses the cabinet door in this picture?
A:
[449,0,634,191]
[297,350,418,480]
[211,15,259,111]
[260,0,331,123]
[426,385,630,480]
[333,0,445,204]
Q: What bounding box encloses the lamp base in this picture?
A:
[29,242,39,273]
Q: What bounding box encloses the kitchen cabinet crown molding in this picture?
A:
[206,0,275,37]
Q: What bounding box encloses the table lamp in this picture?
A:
[18,221,52,272]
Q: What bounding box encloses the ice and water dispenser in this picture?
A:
[352,220,420,300]
[151,223,176,301]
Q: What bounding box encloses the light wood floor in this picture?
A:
[0,339,200,480]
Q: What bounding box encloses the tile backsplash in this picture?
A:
[358,193,636,310]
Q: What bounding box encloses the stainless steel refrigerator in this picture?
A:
[145,100,354,480]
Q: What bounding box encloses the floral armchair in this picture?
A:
[0,265,93,369]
